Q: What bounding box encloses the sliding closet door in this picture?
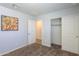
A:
[51,18,61,45]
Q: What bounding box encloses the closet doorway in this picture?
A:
[51,18,62,49]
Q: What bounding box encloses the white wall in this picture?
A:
[37,6,79,54]
[0,5,33,54]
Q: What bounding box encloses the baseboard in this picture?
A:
[27,41,35,45]
[42,43,51,47]
[0,44,27,56]
[51,43,61,47]
[62,49,79,55]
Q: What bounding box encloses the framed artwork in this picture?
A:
[1,15,18,31]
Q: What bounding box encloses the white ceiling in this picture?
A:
[0,3,79,16]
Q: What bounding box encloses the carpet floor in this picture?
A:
[3,44,79,56]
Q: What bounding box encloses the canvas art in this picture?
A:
[1,15,18,31]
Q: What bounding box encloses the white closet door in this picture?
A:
[74,15,79,54]
[62,15,79,54]
[51,18,61,45]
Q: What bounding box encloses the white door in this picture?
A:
[62,15,79,54]
[28,19,35,45]
[74,15,79,54]
[51,18,61,45]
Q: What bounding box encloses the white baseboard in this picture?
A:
[62,48,79,55]
[42,43,51,47]
[27,41,35,45]
[0,44,27,56]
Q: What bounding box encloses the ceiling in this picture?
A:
[0,3,79,16]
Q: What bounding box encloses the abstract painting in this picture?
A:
[1,15,18,31]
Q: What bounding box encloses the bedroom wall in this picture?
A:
[0,5,33,54]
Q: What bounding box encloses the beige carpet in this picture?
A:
[3,44,79,56]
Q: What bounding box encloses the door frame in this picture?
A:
[50,18,62,48]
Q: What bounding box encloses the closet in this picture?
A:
[51,18,61,46]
